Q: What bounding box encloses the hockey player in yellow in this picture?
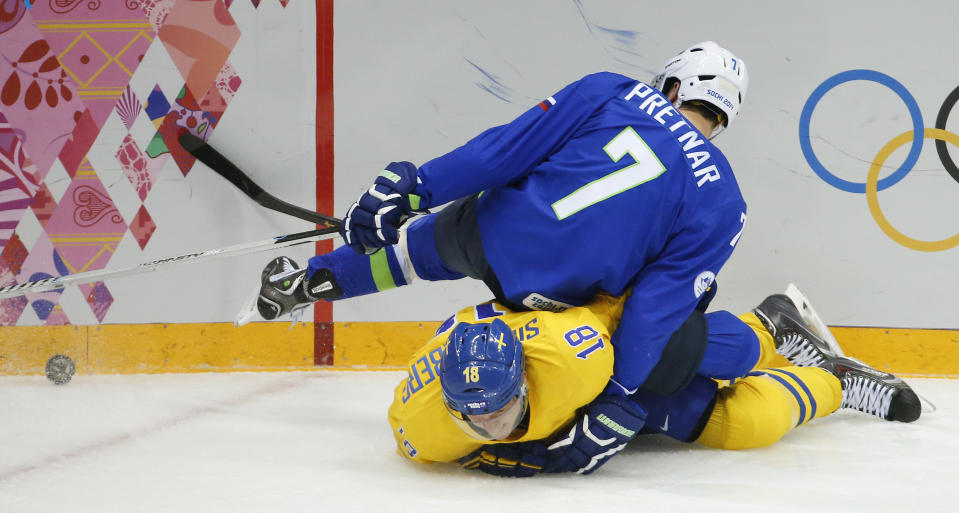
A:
[389,294,624,464]
[388,292,921,476]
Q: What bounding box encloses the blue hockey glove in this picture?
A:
[342,161,422,254]
[459,441,548,478]
[544,394,646,474]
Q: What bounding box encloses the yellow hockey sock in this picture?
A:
[738,312,789,369]
[697,366,842,450]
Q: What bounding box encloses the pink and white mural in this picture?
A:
[0,0,286,326]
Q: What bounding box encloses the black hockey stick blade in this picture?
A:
[179,133,341,231]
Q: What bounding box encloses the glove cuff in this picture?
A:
[300,268,342,302]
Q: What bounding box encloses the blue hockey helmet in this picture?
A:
[439,319,528,440]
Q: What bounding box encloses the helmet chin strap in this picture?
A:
[707,124,725,140]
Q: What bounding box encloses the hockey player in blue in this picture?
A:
[255,42,750,473]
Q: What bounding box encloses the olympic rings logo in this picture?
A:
[799,69,959,252]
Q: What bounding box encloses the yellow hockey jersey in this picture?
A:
[388,294,625,464]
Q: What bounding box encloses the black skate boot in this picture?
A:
[820,355,921,423]
[257,257,342,320]
[753,294,839,367]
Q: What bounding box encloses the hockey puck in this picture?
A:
[45,354,75,385]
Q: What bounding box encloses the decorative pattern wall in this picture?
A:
[0,0,289,327]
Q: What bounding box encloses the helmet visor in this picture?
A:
[448,382,528,441]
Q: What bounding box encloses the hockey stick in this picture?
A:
[179,133,339,230]
[0,227,340,300]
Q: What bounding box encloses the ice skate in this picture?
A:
[753,294,839,367]
[820,355,921,423]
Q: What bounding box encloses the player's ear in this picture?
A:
[666,81,680,103]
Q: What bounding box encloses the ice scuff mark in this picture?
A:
[464,58,516,103]
[572,0,657,74]
[458,1,657,103]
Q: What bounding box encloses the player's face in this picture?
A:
[450,380,529,441]
[467,395,526,440]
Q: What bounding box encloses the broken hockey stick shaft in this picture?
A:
[179,133,340,230]
[0,227,340,300]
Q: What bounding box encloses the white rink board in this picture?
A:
[331,0,959,329]
[72,1,959,330]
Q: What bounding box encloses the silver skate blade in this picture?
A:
[784,283,845,356]
[918,393,938,413]
[234,281,262,327]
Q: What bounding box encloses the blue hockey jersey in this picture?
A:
[412,72,747,394]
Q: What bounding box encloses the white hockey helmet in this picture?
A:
[652,41,748,137]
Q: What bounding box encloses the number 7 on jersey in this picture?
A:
[551,127,667,220]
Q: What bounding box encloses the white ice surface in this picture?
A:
[0,372,955,513]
